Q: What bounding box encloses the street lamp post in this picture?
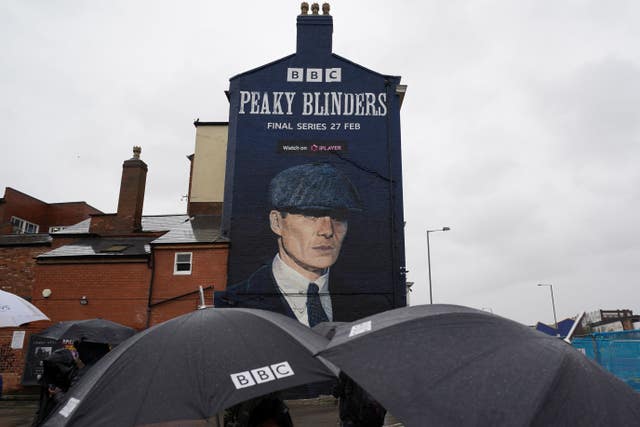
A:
[426,227,450,304]
[538,283,558,330]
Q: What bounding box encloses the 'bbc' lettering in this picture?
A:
[230,361,295,389]
[287,68,341,83]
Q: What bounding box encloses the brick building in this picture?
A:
[31,146,229,328]
[1,145,229,393]
[0,188,102,298]
[0,187,102,237]
[33,215,228,330]
[0,188,102,392]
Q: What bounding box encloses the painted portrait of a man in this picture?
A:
[214,162,362,326]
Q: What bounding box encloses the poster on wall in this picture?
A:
[21,335,62,385]
[215,11,406,324]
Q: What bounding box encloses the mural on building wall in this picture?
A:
[215,7,406,324]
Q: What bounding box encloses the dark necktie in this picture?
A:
[307,283,329,327]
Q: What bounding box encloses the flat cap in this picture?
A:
[269,163,363,212]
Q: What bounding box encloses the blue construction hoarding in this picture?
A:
[216,8,406,322]
[572,330,640,391]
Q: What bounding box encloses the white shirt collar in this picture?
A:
[272,253,329,294]
[272,254,332,325]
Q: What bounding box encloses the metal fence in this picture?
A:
[572,330,640,391]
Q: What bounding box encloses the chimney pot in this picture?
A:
[296,2,333,56]
[132,146,141,159]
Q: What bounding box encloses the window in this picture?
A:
[174,252,192,275]
[49,226,66,233]
[10,216,39,234]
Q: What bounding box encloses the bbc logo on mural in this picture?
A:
[287,67,341,83]
[230,361,295,389]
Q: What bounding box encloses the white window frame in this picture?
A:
[174,252,193,275]
[10,216,39,234]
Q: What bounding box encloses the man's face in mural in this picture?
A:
[270,210,348,281]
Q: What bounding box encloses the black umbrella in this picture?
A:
[312,321,345,339]
[318,304,640,427]
[43,308,336,427]
[37,318,136,345]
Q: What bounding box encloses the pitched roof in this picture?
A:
[53,218,91,234]
[142,215,191,232]
[51,215,190,235]
[0,233,52,247]
[38,237,153,259]
[151,215,228,244]
[40,214,227,260]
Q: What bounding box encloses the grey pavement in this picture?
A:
[0,396,402,426]
[0,398,38,427]
[0,396,341,427]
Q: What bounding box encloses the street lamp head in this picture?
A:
[427,226,451,233]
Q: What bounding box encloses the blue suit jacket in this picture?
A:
[214,264,393,322]
[215,264,361,321]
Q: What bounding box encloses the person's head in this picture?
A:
[268,163,362,280]
[42,348,78,391]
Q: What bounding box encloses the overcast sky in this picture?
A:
[2,1,639,325]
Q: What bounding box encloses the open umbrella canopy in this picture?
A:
[37,318,136,345]
[0,289,49,327]
[318,304,640,427]
[312,321,345,339]
[43,308,336,427]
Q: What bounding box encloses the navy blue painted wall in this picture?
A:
[222,13,406,318]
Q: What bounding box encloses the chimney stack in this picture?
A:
[116,146,147,232]
[297,2,333,57]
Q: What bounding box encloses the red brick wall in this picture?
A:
[1,329,29,393]
[0,326,46,394]
[0,188,48,233]
[2,260,150,394]
[2,243,229,394]
[0,187,101,234]
[0,245,51,298]
[32,262,151,330]
[88,214,126,235]
[149,245,228,325]
[188,202,223,216]
[149,297,208,326]
[46,202,102,228]
[116,159,147,232]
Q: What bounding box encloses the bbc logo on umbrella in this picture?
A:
[230,361,295,389]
